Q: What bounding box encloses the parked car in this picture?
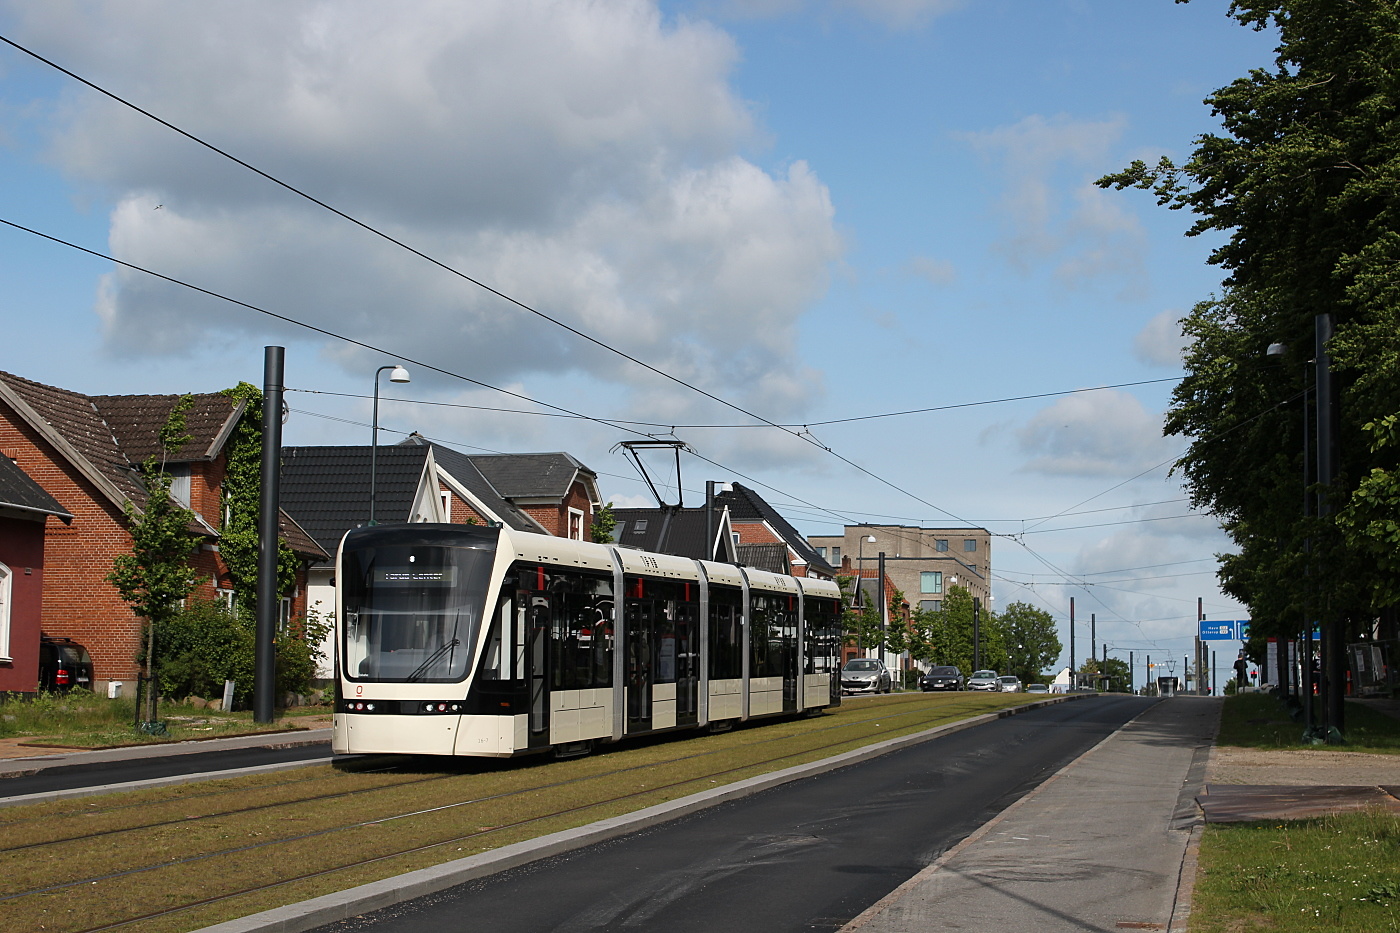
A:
[967,669,1000,691]
[38,636,94,693]
[919,665,964,692]
[841,658,892,695]
[998,675,1023,693]
[1026,683,1050,694]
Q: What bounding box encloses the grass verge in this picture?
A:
[1191,693,1400,932]
[0,691,327,748]
[1192,809,1400,933]
[1216,693,1400,752]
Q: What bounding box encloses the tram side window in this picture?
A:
[804,595,839,675]
[749,594,773,678]
[709,588,743,680]
[548,571,614,691]
[480,597,512,681]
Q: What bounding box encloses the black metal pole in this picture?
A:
[254,347,284,724]
[1315,314,1344,737]
[1069,597,1075,689]
[878,551,887,665]
[705,481,715,562]
[1301,372,1314,730]
[973,597,981,672]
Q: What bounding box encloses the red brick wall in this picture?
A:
[0,406,146,683]
[732,521,783,545]
[439,484,488,526]
[0,515,47,694]
[517,483,594,539]
[1,406,308,685]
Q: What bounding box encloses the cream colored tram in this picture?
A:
[333,523,843,758]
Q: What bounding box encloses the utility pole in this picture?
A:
[1316,313,1344,737]
[254,347,284,724]
[973,597,981,672]
[1069,597,1075,690]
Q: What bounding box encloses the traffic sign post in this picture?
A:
[1200,619,1250,641]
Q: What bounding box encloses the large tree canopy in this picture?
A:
[1099,1,1400,640]
[996,601,1063,685]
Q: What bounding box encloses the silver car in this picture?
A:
[999,675,1023,693]
[967,669,1000,691]
[841,658,892,695]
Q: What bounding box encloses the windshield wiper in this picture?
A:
[407,638,460,682]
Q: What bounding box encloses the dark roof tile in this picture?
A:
[0,455,72,522]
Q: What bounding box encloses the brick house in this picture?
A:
[0,454,73,694]
[711,483,837,580]
[0,371,327,693]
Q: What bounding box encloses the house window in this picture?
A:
[919,599,942,612]
[920,571,942,594]
[935,539,948,552]
[0,562,11,662]
[279,597,293,633]
[216,587,236,612]
[814,546,826,559]
[963,539,977,552]
[568,508,585,541]
[440,490,452,521]
[830,547,841,564]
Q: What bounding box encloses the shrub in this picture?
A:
[155,598,329,707]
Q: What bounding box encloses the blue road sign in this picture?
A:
[1200,620,1250,640]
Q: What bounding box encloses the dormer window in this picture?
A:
[166,464,191,508]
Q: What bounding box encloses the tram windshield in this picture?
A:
[341,539,496,683]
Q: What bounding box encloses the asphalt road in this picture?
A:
[317,694,1153,933]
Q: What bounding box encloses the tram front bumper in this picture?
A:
[333,712,460,756]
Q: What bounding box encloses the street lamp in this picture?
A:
[369,364,410,525]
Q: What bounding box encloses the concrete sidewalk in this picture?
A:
[841,696,1220,933]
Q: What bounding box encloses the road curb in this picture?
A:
[194,696,1081,933]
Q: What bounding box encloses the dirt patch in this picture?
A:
[1208,745,1400,786]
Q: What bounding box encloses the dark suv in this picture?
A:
[919,666,964,691]
[38,637,94,693]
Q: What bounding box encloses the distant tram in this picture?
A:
[332,523,844,758]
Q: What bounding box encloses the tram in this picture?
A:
[332,523,844,758]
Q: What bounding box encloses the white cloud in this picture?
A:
[1134,308,1188,367]
[960,114,1146,291]
[1016,389,1176,477]
[702,0,966,29]
[12,0,842,423]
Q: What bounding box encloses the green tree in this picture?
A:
[993,602,1062,685]
[590,501,618,544]
[917,586,1005,675]
[108,395,201,723]
[1097,1,1400,644]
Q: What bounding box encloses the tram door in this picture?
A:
[527,594,550,737]
[675,599,699,726]
[625,595,653,731]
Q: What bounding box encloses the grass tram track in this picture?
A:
[0,692,1046,933]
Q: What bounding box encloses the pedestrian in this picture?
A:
[1233,652,1249,693]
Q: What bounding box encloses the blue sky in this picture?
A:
[0,1,1279,683]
